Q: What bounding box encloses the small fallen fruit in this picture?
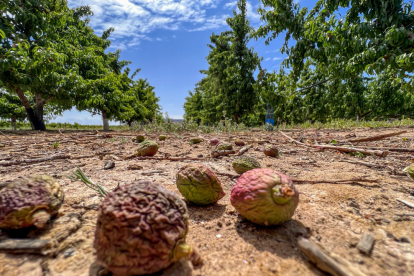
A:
[135,135,145,143]
[189,137,203,145]
[0,175,64,229]
[217,142,233,151]
[232,156,261,174]
[176,163,225,205]
[159,135,167,141]
[403,164,414,181]
[235,140,245,146]
[210,137,220,145]
[136,140,159,156]
[263,145,279,157]
[94,180,202,276]
[230,168,299,226]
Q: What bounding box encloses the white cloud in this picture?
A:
[68,0,224,48]
[189,15,229,32]
[265,49,279,53]
[156,38,162,41]
[273,57,282,61]
[224,0,261,23]
[264,57,270,61]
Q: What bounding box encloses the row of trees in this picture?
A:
[0,0,161,130]
[184,0,414,125]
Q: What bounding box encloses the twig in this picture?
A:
[298,238,367,276]
[397,198,414,208]
[141,170,165,175]
[236,145,252,156]
[215,172,240,179]
[394,212,414,216]
[0,154,70,167]
[346,131,407,143]
[0,131,13,145]
[292,178,380,184]
[364,147,414,153]
[338,160,382,169]
[280,131,389,158]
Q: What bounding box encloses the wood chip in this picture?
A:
[356,233,375,255]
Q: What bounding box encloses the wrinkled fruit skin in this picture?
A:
[403,164,414,181]
[136,135,145,143]
[189,137,203,144]
[159,135,167,141]
[235,140,245,146]
[210,138,220,146]
[216,142,233,151]
[94,180,191,276]
[232,156,261,175]
[263,145,279,157]
[230,169,299,226]
[176,163,225,205]
[0,175,64,229]
[137,140,159,156]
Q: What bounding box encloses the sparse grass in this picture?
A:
[50,141,61,149]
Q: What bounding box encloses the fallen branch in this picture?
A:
[292,177,380,185]
[0,154,70,167]
[0,239,50,255]
[236,145,252,156]
[280,131,389,158]
[211,150,236,158]
[298,238,367,276]
[346,130,407,143]
[338,160,382,169]
[397,198,414,208]
[0,131,13,145]
[123,155,207,161]
[394,212,414,216]
[215,172,240,179]
[365,147,414,153]
[141,170,166,175]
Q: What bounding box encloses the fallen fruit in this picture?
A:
[135,135,145,143]
[235,140,245,146]
[230,168,299,225]
[403,164,414,181]
[159,135,167,141]
[217,142,233,151]
[189,137,203,145]
[232,156,261,174]
[176,163,225,205]
[0,175,64,229]
[136,140,159,156]
[94,180,202,276]
[263,145,279,157]
[210,137,220,145]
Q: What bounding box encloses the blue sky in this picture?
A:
[56,0,317,125]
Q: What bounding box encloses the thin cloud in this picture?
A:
[264,57,270,61]
[224,0,261,23]
[273,57,282,61]
[265,49,279,53]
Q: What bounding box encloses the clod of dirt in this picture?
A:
[263,145,279,157]
[232,156,261,175]
[210,137,220,145]
[230,169,299,226]
[176,163,225,205]
[94,180,202,276]
[127,164,143,170]
[103,162,115,170]
[0,175,64,229]
[217,142,233,151]
[136,140,159,156]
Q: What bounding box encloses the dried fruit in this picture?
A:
[136,140,159,156]
[176,163,225,205]
[159,135,167,141]
[210,138,220,145]
[189,137,203,145]
[217,142,233,151]
[263,145,279,157]
[135,135,145,143]
[0,175,64,229]
[235,140,245,146]
[403,164,414,181]
[230,169,299,226]
[94,180,202,275]
[232,156,261,174]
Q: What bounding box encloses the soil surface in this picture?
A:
[0,127,413,276]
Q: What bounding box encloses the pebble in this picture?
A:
[104,161,115,170]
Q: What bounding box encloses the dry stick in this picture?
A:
[123,155,207,161]
[0,131,13,145]
[397,198,414,208]
[292,178,380,184]
[338,160,382,168]
[0,154,70,167]
[346,130,407,143]
[394,212,414,216]
[280,131,389,158]
[298,238,367,276]
[236,145,252,156]
[365,147,414,153]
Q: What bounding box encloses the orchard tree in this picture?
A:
[0,88,27,129]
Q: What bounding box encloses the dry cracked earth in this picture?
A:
[0,127,413,276]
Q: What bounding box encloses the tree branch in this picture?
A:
[296,78,333,92]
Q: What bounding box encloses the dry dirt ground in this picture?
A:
[0,127,413,276]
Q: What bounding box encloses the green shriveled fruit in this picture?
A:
[176,163,225,205]
[137,140,159,156]
[403,164,414,181]
[263,145,279,157]
[216,142,233,151]
[0,175,64,229]
[232,156,261,174]
[159,135,167,141]
[135,135,145,143]
[94,180,202,276]
[230,169,299,226]
[189,137,203,145]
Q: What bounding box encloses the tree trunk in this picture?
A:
[14,88,46,130]
[102,110,109,131]
[11,115,17,130]
[127,121,132,127]
[235,113,239,124]
[35,93,44,122]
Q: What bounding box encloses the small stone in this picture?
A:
[410,190,414,196]
[104,161,115,170]
[216,234,222,238]
[63,247,76,258]
[357,233,375,255]
[217,221,223,228]
[382,218,390,224]
[348,199,360,208]
[399,237,410,243]
[127,164,143,170]
[393,215,402,222]
[381,194,389,200]
[197,154,203,158]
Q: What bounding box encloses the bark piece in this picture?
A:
[346,131,407,143]
[0,239,51,255]
[356,233,375,255]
